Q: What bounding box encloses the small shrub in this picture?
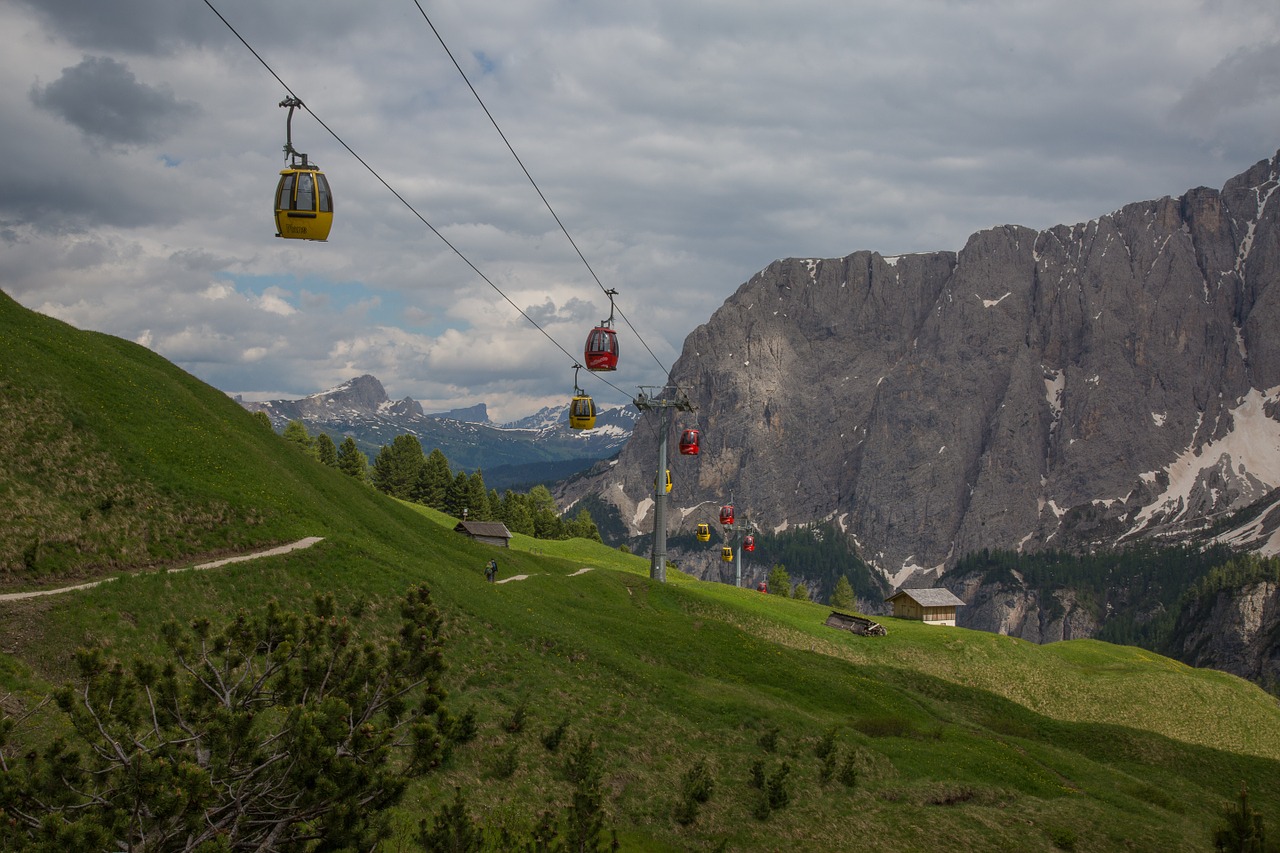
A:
[563,734,599,786]
[681,758,715,805]
[1046,825,1077,851]
[819,747,838,785]
[814,726,838,759]
[750,760,793,821]
[673,760,715,827]
[559,737,616,853]
[758,725,780,753]
[418,787,484,853]
[765,761,792,811]
[504,699,529,734]
[490,744,519,779]
[541,717,570,753]
[673,796,699,827]
[838,751,859,788]
[443,707,478,745]
[1213,782,1268,853]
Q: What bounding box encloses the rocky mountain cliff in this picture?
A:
[1173,580,1280,689]
[946,572,1102,643]
[562,152,1280,589]
[238,375,635,484]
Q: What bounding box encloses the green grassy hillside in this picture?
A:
[1,290,1278,851]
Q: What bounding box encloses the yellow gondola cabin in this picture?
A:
[273,96,333,241]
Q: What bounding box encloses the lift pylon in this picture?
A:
[634,386,694,583]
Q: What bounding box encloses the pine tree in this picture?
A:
[444,471,470,519]
[1214,783,1268,852]
[466,471,491,520]
[499,491,535,536]
[792,581,810,601]
[568,508,603,542]
[337,436,368,480]
[371,434,425,499]
[282,418,316,457]
[830,575,855,609]
[414,448,453,509]
[528,485,565,540]
[250,410,273,430]
[767,564,792,597]
[315,432,338,466]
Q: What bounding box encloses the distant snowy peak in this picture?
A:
[237,375,635,473]
[502,405,565,432]
[307,374,388,411]
[378,397,425,418]
[427,403,490,424]
[501,402,639,432]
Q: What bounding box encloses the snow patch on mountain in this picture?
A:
[1132,386,1280,531]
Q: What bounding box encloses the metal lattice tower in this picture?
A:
[633,386,695,583]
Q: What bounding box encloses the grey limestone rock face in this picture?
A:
[946,572,1101,643]
[563,151,1280,587]
[1175,581,1280,686]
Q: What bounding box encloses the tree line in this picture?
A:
[949,542,1239,651]
[263,415,601,543]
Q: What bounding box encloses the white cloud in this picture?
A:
[255,288,296,316]
[3,0,1279,417]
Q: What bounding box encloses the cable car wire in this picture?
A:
[409,0,673,378]
[198,0,631,400]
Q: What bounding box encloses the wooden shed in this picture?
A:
[884,588,965,626]
[453,520,512,548]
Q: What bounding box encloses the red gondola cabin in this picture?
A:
[584,326,619,371]
[679,428,700,455]
[719,505,734,526]
[744,535,755,552]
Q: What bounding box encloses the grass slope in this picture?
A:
[1,290,1278,851]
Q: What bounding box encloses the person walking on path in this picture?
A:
[485,559,498,583]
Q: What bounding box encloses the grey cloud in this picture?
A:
[30,56,198,146]
[17,0,210,53]
[1172,41,1280,126]
[8,0,1280,416]
[524,296,597,326]
[17,0,392,55]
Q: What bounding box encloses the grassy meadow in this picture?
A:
[2,289,1279,851]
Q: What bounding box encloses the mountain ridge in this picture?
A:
[237,374,636,481]
[551,150,1280,688]
[564,150,1280,586]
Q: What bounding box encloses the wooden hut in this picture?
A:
[452,520,512,548]
[884,588,965,626]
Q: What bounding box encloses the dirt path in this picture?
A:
[495,566,594,584]
[0,537,325,603]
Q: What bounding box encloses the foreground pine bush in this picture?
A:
[0,585,458,851]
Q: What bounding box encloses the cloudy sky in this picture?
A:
[3,0,1279,421]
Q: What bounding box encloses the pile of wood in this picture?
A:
[824,611,887,637]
